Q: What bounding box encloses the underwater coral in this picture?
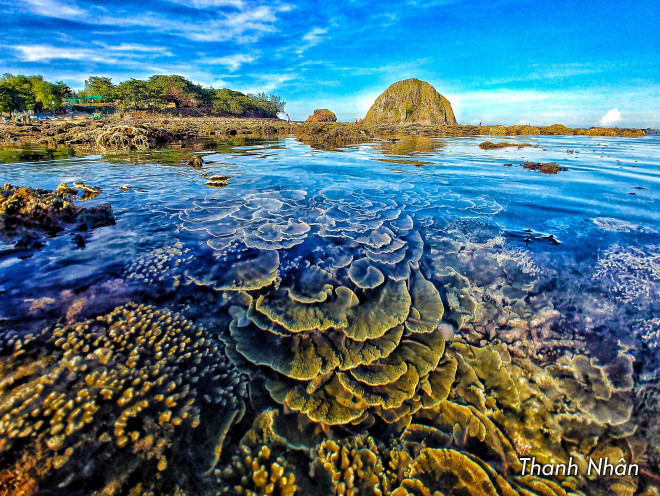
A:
[0,304,246,495]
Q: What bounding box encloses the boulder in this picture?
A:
[364,78,457,125]
[306,109,337,122]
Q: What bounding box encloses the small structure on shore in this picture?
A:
[306,109,337,122]
[364,78,457,125]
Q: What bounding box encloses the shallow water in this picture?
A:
[1,134,659,495]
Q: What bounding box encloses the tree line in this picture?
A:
[0,74,71,113]
[0,74,285,117]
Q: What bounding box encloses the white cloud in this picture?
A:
[600,108,622,126]
[199,54,257,71]
[302,27,328,44]
[13,45,120,64]
[296,27,328,54]
[105,43,169,53]
[18,0,290,44]
[22,0,85,18]
[167,0,245,8]
[239,73,294,94]
[11,43,174,66]
[481,63,608,86]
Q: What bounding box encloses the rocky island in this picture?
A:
[364,78,457,125]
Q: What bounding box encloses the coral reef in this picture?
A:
[212,193,477,429]
[94,124,172,151]
[123,241,194,290]
[593,244,660,309]
[188,154,204,169]
[71,181,100,201]
[206,175,231,189]
[0,116,645,154]
[0,184,114,244]
[310,435,387,495]
[501,162,568,174]
[0,304,246,495]
[217,445,297,496]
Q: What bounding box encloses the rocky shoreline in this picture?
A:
[0,116,647,153]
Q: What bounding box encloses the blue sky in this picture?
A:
[1,0,658,126]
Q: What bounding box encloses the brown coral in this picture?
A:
[94,124,172,151]
[479,141,532,150]
[217,445,297,496]
[0,184,115,243]
[310,435,387,495]
[0,303,246,494]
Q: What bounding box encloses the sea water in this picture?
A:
[0,134,658,494]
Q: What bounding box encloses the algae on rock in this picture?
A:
[364,78,457,125]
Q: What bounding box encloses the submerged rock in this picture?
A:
[479,141,532,150]
[94,124,172,151]
[521,161,566,174]
[364,78,457,125]
[0,184,115,245]
[188,154,204,169]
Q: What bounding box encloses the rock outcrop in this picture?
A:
[306,109,337,122]
[364,78,457,125]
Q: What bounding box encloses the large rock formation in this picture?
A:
[364,78,457,125]
[306,109,337,122]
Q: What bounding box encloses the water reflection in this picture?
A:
[0,145,75,163]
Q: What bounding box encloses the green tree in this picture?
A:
[29,76,66,111]
[85,76,115,101]
[211,88,245,115]
[0,72,283,116]
[1,74,35,111]
[56,81,73,98]
[0,84,13,112]
[257,91,286,114]
[147,75,209,108]
[114,79,157,110]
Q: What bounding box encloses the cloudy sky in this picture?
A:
[1,0,658,126]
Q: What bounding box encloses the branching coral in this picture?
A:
[0,303,246,495]
[217,445,297,496]
[593,243,660,309]
[310,435,387,495]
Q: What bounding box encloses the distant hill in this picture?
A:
[364,78,457,125]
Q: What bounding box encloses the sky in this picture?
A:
[1,0,659,126]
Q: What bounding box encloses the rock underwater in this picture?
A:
[0,184,115,250]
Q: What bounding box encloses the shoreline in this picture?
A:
[0,115,647,153]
